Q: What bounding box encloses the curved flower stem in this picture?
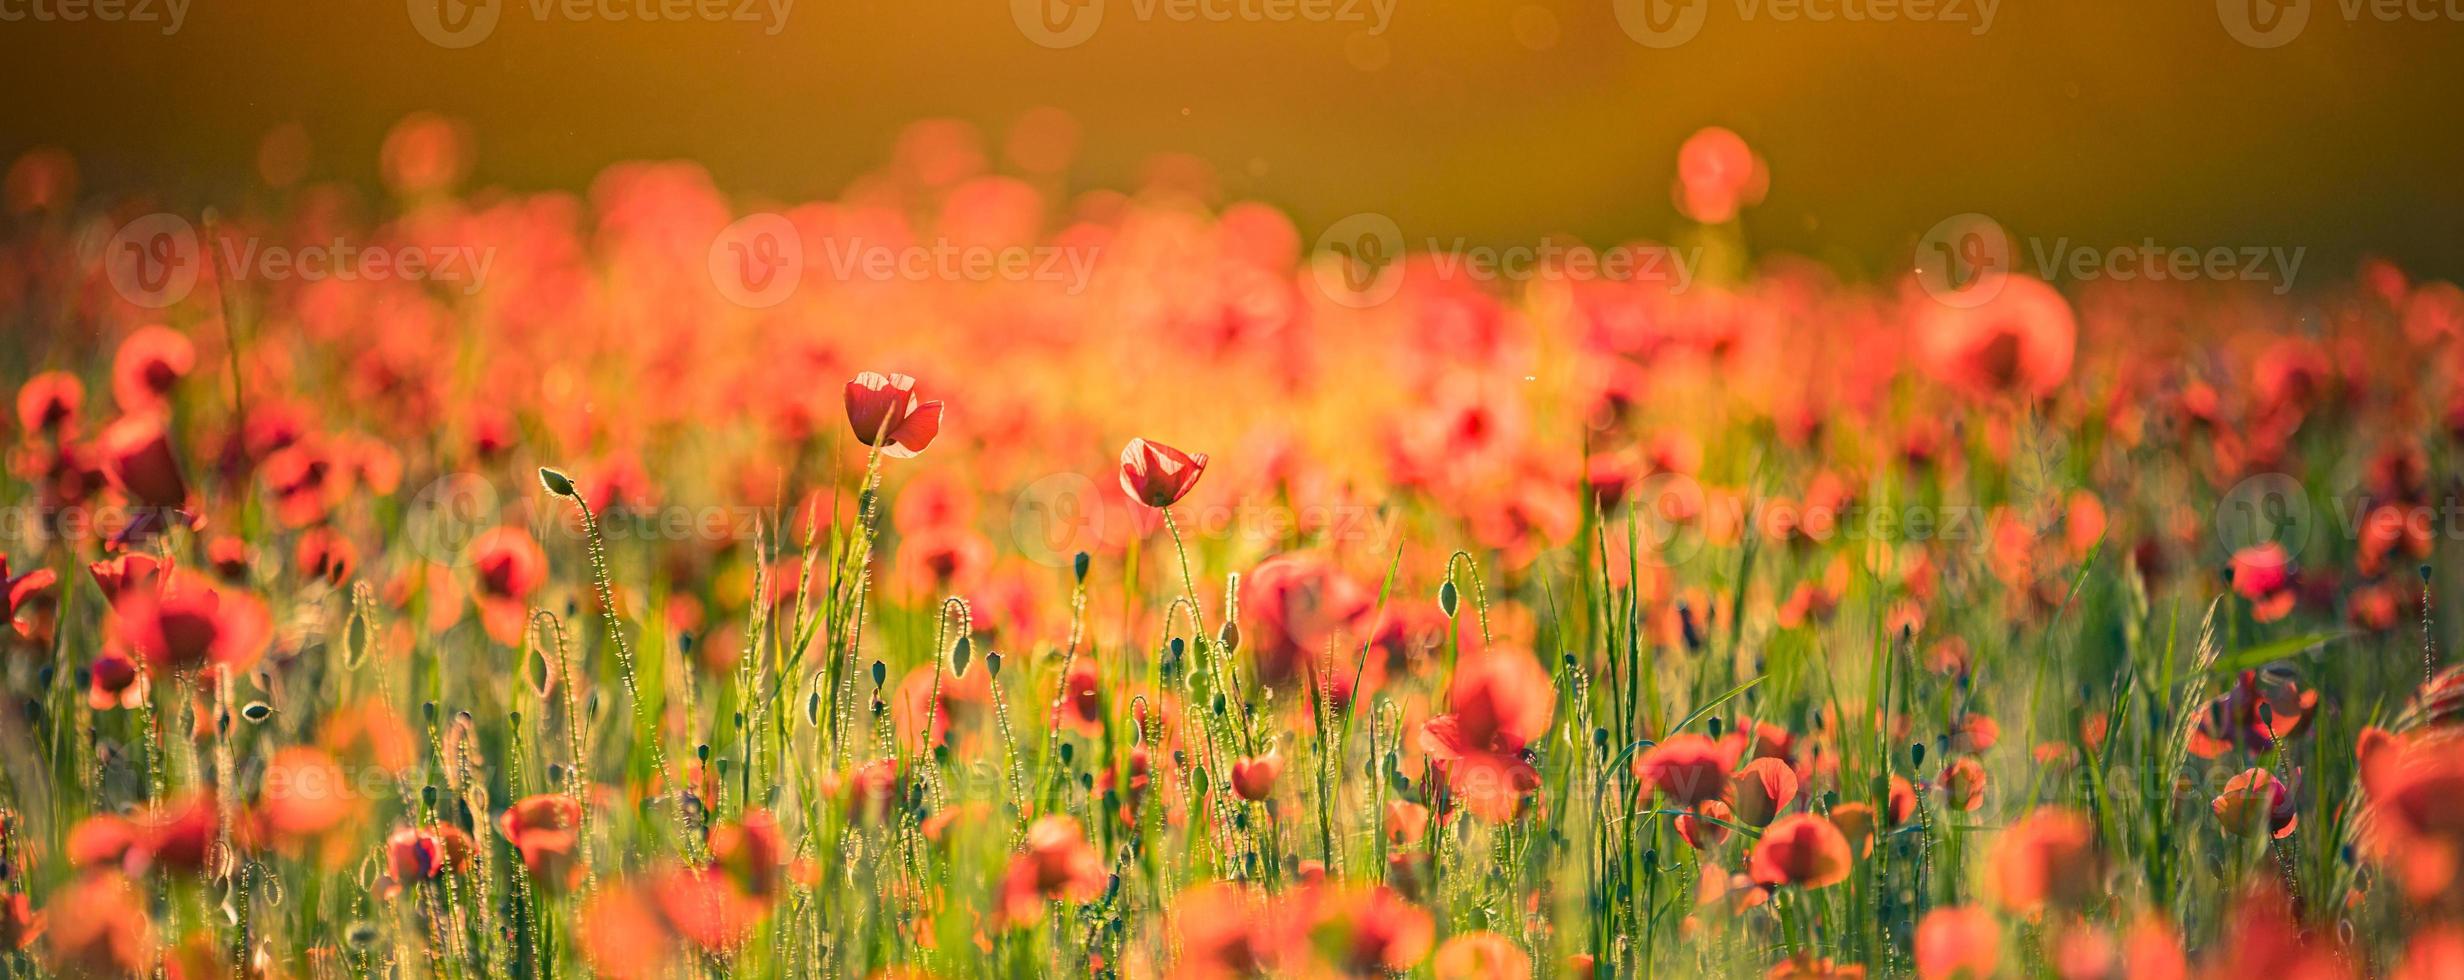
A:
[564,490,697,860]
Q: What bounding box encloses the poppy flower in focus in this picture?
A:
[110,571,271,674]
[2189,667,2318,758]
[468,527,548,645]
[1915,906,2000,980]
[1118,437,1208,508]
[499,794,586,889]
[1733,757,1799,827]
[2228,544,2298,622]
[111,325,194,414]
[2213,768,2299,839]
[1749,814,1854,890]
[1637,734,1735,808]
[844,372,944,458]
[1678,799,1737,850]
[383,823,476,893]
[997,816,1106,926]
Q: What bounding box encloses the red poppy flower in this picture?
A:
[15,371,81,437]
[997,816,1106,926]
[1118,437,1207,508]
[1915,906,2000,980]
[2213,768,2298,839]
[293,527,356,587]
[1231,753,1282,802]
[1420,651,1556,821]
[110,571,271,674]
[1636,734,1735,808]
[708,808,784,898]
[650,866,766,951]
[1302,883,1432,974]
[1766,953,1867,978]
[95,414,189,511]
[39,873,153,979]
[0,893,38,952]
[843,371,944,458]
[1243,553,1373,691]
[499,794,586,889]
[1432,931,1532,980]
[578,880,679,980]
[86,647,145,710]
[1749,813,1854,889]
[1984,808,2101,911]
[1678,799,1736,850]
[3,557,57,646]
[468,526,547,645]
[1917,275,2076,399]
[2228,544,2298,622]
[1673,127,1767,224]
[1941,757,1987,812]
[256,746,357,840]
[1828,802,1878,858]
[88,554,169,604]
[2189,668,2318,758]
[384,823,476,889]
[111,325,195,414]
[1733,757,1800,827]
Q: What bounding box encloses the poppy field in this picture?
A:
[3,116,2464,979]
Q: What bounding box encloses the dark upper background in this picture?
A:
[2,0,2459,282]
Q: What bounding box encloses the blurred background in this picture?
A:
[3,0,2460,280]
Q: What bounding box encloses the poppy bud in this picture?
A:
[985,652,1003,678]
[1216,619,1241,653]
[1073,551,1090,583]
[538,467,577,498]
[952,636,972,676]
[1439,580,1460,618]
